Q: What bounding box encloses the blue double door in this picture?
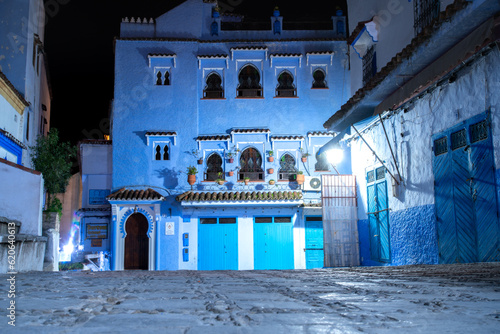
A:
[254,216,294,270]
[198,217,238,270]
[432,112,500,263]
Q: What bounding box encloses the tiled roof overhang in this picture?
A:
[107,188,164,201]
[176,191,303,206]
[323,0,499,132]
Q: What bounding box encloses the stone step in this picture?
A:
[0,216,21,234]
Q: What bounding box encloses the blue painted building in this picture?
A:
[323,0,500,266]
[107,0,350,270]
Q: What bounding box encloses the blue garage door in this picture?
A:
[254,216,294,270]
[198,217,238,270]
[305,217,324,269]
[432,112,500,263]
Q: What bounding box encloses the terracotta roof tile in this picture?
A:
[145,131,177,136]
[231,128,270,134]
[270,135,304,140]
[0,71,29,107]
[196,135,230,141]
[176,191,303,202]
[107,188,164,201]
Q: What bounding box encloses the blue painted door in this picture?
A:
[367,167,391,263]
[432,112,500,263]
[305,217,324,269]
[198,217,238,270]
[254,216,294,270]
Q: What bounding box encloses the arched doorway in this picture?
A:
[124,213,149,270]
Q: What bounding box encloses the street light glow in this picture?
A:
[326,148,343,166]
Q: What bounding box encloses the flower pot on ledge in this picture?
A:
[188,175,196,185]
[296,173,305,185]
[268,168,274,174]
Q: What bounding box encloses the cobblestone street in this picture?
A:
[1,263,500,333]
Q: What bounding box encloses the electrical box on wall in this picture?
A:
[183,248,189,262]
[183,233,189,247]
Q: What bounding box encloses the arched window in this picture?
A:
[163,146,169,160]
[205,153,223,181]
[204,72,223,99]
[211,21,219,36]
[276,71,296,97]
[155,145,161,160]
[273,19,281,35]
[315,151,329,171]
[164,71,170,85]
[312,69,327,88]
[278,153,298,181]
[156,71,163,85]
[237,65,262,98]
[239,147,263,181]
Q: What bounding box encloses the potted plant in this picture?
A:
[228,166,238,177]
[215,172,225,185]
[296,170,305,185]
[300,148,310,163]
[187,166,197,185]
[243,176,250,185]
[189,149,203,164]
[268,150,274,162]
[269,179,275,185]
[226,145,240,163]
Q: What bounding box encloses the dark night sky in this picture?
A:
[44,0,346,146]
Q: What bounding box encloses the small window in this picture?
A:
[204,73,224,99]
[470,120,488,143]
[205,153,223,181]
[154,144,170,161]
[362,45,376,86]
[434,137,448,156]
[312,69,327,88]
[451,129,467,150]
[219,218,236,224]
[255,217,272,223]
[315,151,329,171]
[155,69,170,85]
[237,65,262,98]
[376,167,385,180]
[274,217,292,223]
[211,21,219,36]
[278,153,298,181]
[276,71,296,97]
[367,170,375,183]
[200,218,217,224]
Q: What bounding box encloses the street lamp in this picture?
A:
[325,143,344,174]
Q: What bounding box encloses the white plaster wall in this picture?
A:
[81,144,112,175]
[0,160,43,235]
[350,48,500,219]
[347,0,414,95]
[0,95,21,139]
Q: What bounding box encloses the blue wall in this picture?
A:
[358,204,439,266]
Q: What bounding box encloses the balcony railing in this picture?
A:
[236,88,263,98]
[203,90,224,99]
[275,88,297,97]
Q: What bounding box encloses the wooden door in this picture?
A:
[124,213,149,270]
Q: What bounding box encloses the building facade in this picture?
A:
[108,0,350,270]
[323,0,500,266]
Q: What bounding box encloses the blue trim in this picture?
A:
[0,131,23,164]
[119,208,154,238]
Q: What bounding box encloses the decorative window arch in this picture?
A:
[155,145,162,160]
[276,70,296,97]
[312,68,327,88]
[315,151,329,171]
[238,147,263,181]
[205,153,223,181]
[278,153,298,181]
[204,72,224,99]
[211,21,219,36]
[154,143,170,161]
[163,146,169,160]
[237,64,262,98]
